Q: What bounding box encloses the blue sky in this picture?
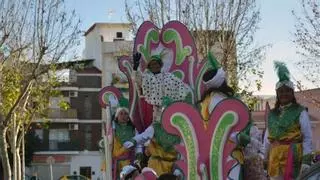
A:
[66,0,315,95]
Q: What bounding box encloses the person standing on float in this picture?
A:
[124,49,191,176]
[263,61,313,180]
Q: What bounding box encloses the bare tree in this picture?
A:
[0,0,81,179]
[293,0,320,87]
[125,0,267,104]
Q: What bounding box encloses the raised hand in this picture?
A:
[299,163,310,176]
[123,141,135,149]
[133,52,142,70]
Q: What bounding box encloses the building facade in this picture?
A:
[30,23,133,179]
[83,23,133,88]
[31,63,103,179]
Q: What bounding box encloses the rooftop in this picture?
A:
[84,22,132,36]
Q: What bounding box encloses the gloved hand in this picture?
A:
[173,169,183,179]
[258,152,264,160]
[135,152,144,166]
[250,137,262,147]
[133,52,141,70]
[300,163,310,175]
[142,134,152,142]
[123,141,135,149]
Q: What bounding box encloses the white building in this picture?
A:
[29,23,133,180]
[83,23,133,87]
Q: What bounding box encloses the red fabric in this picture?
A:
[284,145,294,180]
[140,97,153,129]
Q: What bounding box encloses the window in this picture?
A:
[49,129,69,150]
[80,166,91,179]
[84,125,92,150]
[35,129,43,141]
[49,129,70,150]
[116,32,123,38]
[69,91,78,97]
[49,129,70,142]
[84,95,92,119]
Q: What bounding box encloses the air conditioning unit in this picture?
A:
[69,91,78,97]
[69,124,79,130]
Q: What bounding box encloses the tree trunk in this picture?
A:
[16,148,21,180]
[0,126,12,180]
[22,127,25,180]
[12,115,17,180]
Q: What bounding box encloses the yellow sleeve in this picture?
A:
[200,95,211,121]
[112,136,129,158]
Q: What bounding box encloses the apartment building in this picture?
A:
[30,61,103,179]
[29,23,133,179]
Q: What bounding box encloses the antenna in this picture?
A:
[107,9,115,20]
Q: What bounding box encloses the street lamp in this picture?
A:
[46,156,55,180]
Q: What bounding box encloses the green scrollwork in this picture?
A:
[163,29,192,65]
[103,92,117,105]
[122,61,135,117]
[138,29,159,63]
[195,62,210,100]
[172,70,185,80]
[210,112,237,180]
[171,113,198,180]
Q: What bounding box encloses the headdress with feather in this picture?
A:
[203,51,226,88]
[148,44,173,72]
[274,61,294,90]
[115,96,129,118]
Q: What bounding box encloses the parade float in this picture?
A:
[97,20,254,180]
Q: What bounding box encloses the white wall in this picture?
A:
[83,27,103,70]
[101,54,119,87]
[31,164,70,180]
[97,24,131,42]
[83,23,131,73]
[83,23,132,128]
[70,153,104,180]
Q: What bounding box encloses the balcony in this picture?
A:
[48,108,77,119]
[49,140,80,151]
[103,40,133,53]
[35,140,81,151]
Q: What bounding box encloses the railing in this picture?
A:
[48,108,77,119]
[103,41,133,53]
[34,140,81,151]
